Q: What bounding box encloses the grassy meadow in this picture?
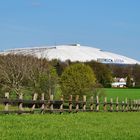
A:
[0,88,140,140]
[0,112,140,140]
[104,88,140,100]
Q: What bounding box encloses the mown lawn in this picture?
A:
[0,112,140,140]
[104,88,140,100]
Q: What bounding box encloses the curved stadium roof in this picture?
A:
[1,44,140,65]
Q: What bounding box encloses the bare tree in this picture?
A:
[0,54,32,95]
[0,54,58,97]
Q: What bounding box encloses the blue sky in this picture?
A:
[0,0,140,61]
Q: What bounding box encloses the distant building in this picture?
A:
[111,82,126,88]
[111,77,135,88]
[111,78,126,88]
[0,44,140,65]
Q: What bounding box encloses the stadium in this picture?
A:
[1,44,140,65]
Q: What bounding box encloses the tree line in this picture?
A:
[0,54,140,98]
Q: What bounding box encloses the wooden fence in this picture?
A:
[0,92,140,114]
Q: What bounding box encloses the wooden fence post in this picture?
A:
[60,95,64,113]
[83,95,86,111]
[41,93,45,113]
[131,100,134,111]
[134,100,137,111]
[5,92,9,112]
[138,100,139,111]
[103,97,107,112]
[122,101,125,112]
[90,96,94,111]
[31,93,38,112]
[50,94,54,113]
[129,99,132,111]
[132,100,135,111]
[110,98,113,112]
[136,100,138,111]
[96,96,99,112]
[138,100,140,111]
[75,95,79,112]
[135,100,137,111]
[116,97,119,112]
[69,95,72,113]
[139,100,140,111]
[132,100,134,111]
[136,100,139,111]
[19,93,23,111]
[125,98,128,112]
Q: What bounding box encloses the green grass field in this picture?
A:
[104,88,140,100]
[0,112,140,140]
[0,88,140,140]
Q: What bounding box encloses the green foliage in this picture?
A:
[86,61,112,87]
[92,86,106,98]
[107,64,140,87]
[53,84,62,100]
[0,85,3,97]
[38,67,58,95]
[126,75,132,88]
[109,64,132,78]
[133,64,140,86]
[60,63,96,98]
[51,59,70,76]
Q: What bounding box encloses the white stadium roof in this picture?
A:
[1,44,140,65]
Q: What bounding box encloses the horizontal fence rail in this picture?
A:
[0,93,140,114]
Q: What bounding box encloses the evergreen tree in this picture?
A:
[126,75,132,88]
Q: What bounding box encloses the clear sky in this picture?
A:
[0,0,140,61]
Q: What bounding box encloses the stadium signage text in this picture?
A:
[97,58,124,64]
